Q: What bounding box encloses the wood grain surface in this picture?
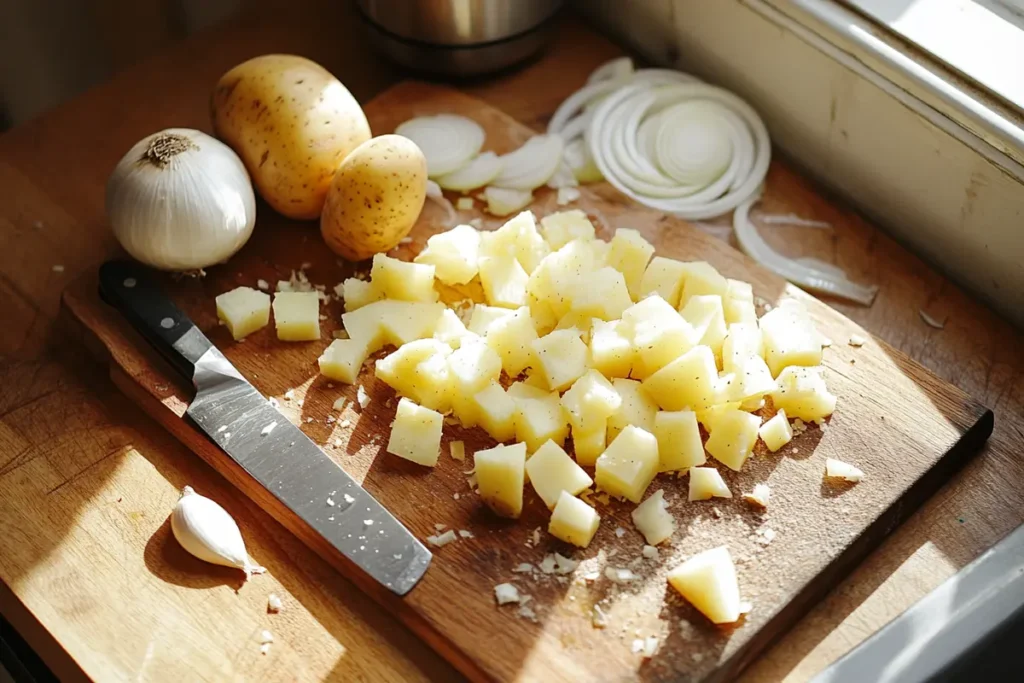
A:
[64,81,992,682]
[2,5,1024,682]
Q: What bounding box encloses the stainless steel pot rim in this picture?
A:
[355,4,561,51]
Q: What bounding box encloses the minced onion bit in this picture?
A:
[396,114,485,177]
[733,194,879,305]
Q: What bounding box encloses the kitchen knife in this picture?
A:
[98,259,431,595]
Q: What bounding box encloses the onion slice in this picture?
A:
[589,80,771,219]
[492,135,564,191]
[484,187,533,217]
[733,194,879,306]
[564,138,603,183]
[395,114,485,177]
[424,180,457,227]
[547,161,578,189]
[436,152,503,192]
[588,57,634,84]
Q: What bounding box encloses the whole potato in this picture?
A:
[211,54,370,220]
[320,135,427,261]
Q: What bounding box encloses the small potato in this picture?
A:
[211,54,370,220]
[321,135,427,261]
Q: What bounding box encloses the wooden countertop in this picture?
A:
[1,4,1022,681]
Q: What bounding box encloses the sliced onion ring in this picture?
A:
[589,80,771,219]
[733,193,879,306]
[492,135,564,191]
[588,57,634,84]
[436,152,503,192]
[564,138,602,183]
[484,186,533,217]
[395,114,485,177]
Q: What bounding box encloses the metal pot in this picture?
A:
[356,0,564,77]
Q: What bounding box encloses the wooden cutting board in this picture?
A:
[63,81,993,683]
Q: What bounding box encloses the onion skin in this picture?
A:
[211,55,370,220]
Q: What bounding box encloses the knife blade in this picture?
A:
[98,260,431,595]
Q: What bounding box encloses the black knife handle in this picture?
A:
[98,260,213,383]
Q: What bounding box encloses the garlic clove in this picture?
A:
[170,485,265,579]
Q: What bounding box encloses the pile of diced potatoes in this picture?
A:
[316,209,837,624]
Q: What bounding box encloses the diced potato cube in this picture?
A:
[724,298,757,325]
[318,337,371,384]
[642,345,718,412]
[272,291,320,341]
[216,286,270,340]
[370,253,438,302]
[468,304,514,336]
[375,339,452,412]
[553,311,594,337]
[759,302,822,377]
[340,301,388,352]
[607,378,657,440]
[606,228,655,299]
[479,255,529,308]
[623,295,699,378]
[448,339,502,424]
[679,261,728,304]
[450,441,465,461]
[526,440,594,508]
[527,294,558,336]
[485,306,538,376]
[679,295,727,355]
[522,368,550,390]
[825,457,864,482]
[696,402,742,432]
[413,224,481,285]
[589,319,635,378]
[688,467,732,501]
[631,490,675,545]
[770,366,837,421]
[479,211,550,274]
[433,308,478,349]
[572,424,607,467]
[376,301,446,347]
[720,355,777,403]
[704,409,761,471]
[722,322,765,374]
[595,425,659,503]
[726,279,754,303]
[539,209,595,249]
[588,238,610,267]
[667,546,741,624]
[471,382,516,441]
[639,256,688,308]
[532,329,589,392]
[548,491,601,548]
[342,278,381,311]
[514,391,569,452]
[561,370,622,433]
[653,410,707,472]
[507,381,549,401]
[527,239,594,317]
[474,442,527,518]
[569,267,632,321]
[759,409,794,452]
[386,398,443,467]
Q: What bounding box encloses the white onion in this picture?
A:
[547,161,578,189]
[106,128,256,271]
[492,135,564,191]
[436,151,503,191]
[395,114,485,177]
[588,80,771,220]
[733,194,879,306]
